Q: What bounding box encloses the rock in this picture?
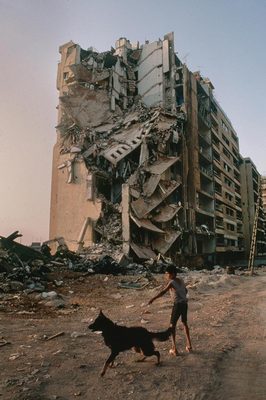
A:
[140,318,149,324]
[54,280,64,287]
[43,299,65,308]
[25,282,46,293]
[9,281,24,291]
[111,293,122,299]
[71,331,87,338]
[41,291,58,299]
[226,266,235,275]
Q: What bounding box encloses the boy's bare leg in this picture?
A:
[169,324,178,355]
[183,322,192,351]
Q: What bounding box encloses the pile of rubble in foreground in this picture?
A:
[0,231,178,294]
[0,231,250,295]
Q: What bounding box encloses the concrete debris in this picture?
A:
[0,231,46,262]
[226,265,235,275]
[0,231,179,294]
[0,233,250,297]
[118,278,150,290]
[0,339,11,347]
[45,331,65,341]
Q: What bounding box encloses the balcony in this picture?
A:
[211,125,219,138]
[198,102,211,128]
[197,205,215,217]
[199,188,214,198]
[212,141,220,153]
[216,223,224,230]
[199,132,212,145]
[200,166,213,179]
[215,204,224,214]
[214,171,222,184]
[199,147,212,162]
[215,191,223,202]
[211,111,219,125]
[235,200,242,208]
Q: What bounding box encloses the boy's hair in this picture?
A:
[165,264,177,275]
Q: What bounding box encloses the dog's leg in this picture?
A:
[154,350,160,365]
[101,351,118,377]
[142,349,160,365]
[136,356,147,362]
[134,346,147,362]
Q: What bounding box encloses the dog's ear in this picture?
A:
[99,309,103,315]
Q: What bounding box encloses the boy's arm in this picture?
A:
[182,278,188,294]
[148,281,172,305]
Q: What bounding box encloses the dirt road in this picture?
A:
[206,272,266,400]
[0,270,265,400]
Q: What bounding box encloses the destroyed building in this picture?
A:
[49,33,261,265]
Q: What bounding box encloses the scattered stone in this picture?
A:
[111,293,122,299]
[41,291,58,299]
[140,319,149,324]
[9,353,22,360]
[9,281,24,291]
[226,266,235,275]
[46,331,65,341]
[71,331,87,338]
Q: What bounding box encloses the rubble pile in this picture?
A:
[0,231,251,298]
[0,232,175,294]
[79,243,123,264]
[94,200,122,245]
[0,232,51,293]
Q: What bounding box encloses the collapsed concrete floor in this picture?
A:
[53,101,187,262]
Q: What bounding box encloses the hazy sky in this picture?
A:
[0,0,265,244]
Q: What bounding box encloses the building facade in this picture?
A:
[50,33,261,265]
[240,159,266,256]
[261,176,266,214]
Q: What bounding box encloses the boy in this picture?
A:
[148,264,192,355]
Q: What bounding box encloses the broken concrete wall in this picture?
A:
[57,42,81,94]
[51,42,118,251]
[50,147,101,251]
[137,32,176,111]
[137,40,164,107]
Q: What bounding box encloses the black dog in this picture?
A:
[88,310,172,376]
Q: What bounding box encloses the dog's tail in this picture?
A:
[150,327,172,342]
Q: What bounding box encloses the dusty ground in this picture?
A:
[0,268,266,400]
